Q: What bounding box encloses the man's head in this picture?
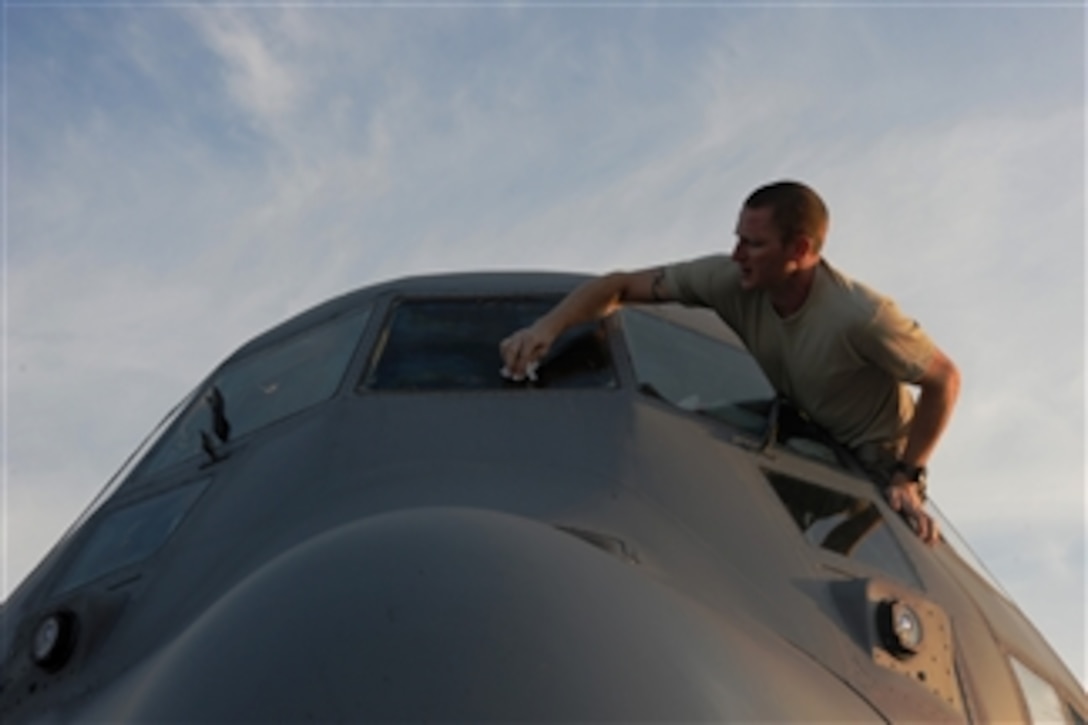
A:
[731,181,828,292]
[744,180,829,253]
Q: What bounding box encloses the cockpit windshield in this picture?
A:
[142,307,372,475]
[362,297,616,391]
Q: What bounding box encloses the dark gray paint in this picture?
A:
[1,272,1084,723]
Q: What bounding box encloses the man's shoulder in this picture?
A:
[817,260,895,324]
[817,261,934,368]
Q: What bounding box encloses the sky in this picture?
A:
[2,0,1085,690]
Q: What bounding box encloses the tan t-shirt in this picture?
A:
[664,255,935,452]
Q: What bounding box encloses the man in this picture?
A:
[500,180,960,544]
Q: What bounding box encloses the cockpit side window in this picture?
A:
[142,307,372,475]
[621,308,849,466]
[620,308,774,435]
[52,479,210,595]
[765,471,922,588]
[1008,656,1069,724]
[361,297,615,391]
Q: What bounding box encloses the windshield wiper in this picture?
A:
[200,386,232,466]
[206,386,231,443]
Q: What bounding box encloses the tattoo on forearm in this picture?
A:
[651,268,666,302]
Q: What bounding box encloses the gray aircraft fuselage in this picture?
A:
[2,272,1085,722]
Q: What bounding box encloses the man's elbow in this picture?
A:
[591,272,632,314]
[600,269,662,307]
[925,350,961,404]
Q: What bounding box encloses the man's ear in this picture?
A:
[787,234,814,261]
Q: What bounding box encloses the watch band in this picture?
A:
[890,460,929,501]
[893,460,927,483]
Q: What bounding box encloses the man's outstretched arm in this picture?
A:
[500,268,672,378]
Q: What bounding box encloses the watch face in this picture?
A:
[895,461,926,483]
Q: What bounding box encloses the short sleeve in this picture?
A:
[854,300,936,383]
[663,255,738,307]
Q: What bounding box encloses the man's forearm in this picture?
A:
[535,273,635,337]
[501,268,665,377]
[901,355,961,467]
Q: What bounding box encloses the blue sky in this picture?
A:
[3,1,1085,687]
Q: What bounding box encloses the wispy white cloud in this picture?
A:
[187,8,301,124]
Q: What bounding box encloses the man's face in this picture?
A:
[731,205,792,291]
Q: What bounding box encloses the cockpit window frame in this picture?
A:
[760,467,925,589]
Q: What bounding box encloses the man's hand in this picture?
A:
[500,323,556,381]
[885,473,939,545]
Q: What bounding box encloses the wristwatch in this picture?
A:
[893,460,926,482]
[893,460,928,497]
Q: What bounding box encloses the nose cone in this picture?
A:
[81,508,876,722]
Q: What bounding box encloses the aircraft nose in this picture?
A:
[77,507,880,722]
[99,507,731,721]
